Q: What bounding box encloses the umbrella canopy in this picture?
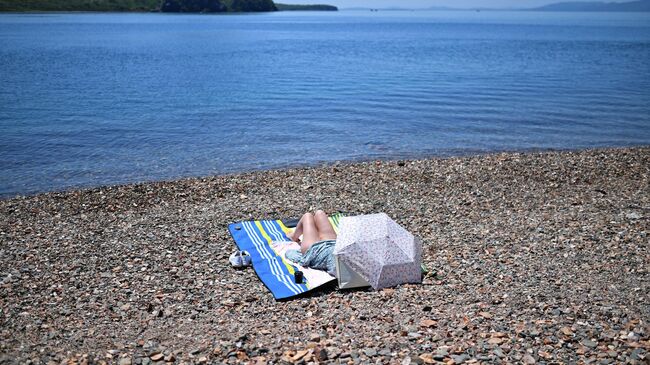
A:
[334,213,422,290]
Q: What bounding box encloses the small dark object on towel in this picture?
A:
[294,271,304,283]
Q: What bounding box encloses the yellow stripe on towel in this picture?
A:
[278,220,292,234]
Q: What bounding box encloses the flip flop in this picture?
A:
[229,250,252,268]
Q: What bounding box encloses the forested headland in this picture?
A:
[160,0,276,12]
[275,3,337,11]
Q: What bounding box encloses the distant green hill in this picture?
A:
[275,3,337,11]
[533,0,650,11]
[0,0,159,11]
[222,0,276,12]
[160,0,226,12]
[161,0,276,12]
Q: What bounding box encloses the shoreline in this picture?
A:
[1,147,648,363]
[3,145,648,201]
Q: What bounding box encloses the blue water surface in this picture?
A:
[1,11,649,197]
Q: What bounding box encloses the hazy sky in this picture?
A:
[298,0,630,9]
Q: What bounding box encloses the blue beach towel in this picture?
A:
[228,213,343,300]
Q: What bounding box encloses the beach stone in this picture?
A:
[523,354,536,364]
[315,348,328,361]
[434,348,448,359]
[309,333,320,342]
[149,354,163,362]
[418,354,435,364]
[451,354,469,364]
[528,329,540,337]
[420,319,437,328]
[327,347,341,358]
[363,348,377,357]
[630,348,644,360]
[582,340,598,348]
[488,338,504,345]
[560,327,573,336]
[432,353,445,361]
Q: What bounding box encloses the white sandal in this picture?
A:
[229,250,252,268]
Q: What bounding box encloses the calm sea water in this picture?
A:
[1,11,649,197]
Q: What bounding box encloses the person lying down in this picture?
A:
[285,210,337,276]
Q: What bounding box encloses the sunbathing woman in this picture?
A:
[285,210,337,276]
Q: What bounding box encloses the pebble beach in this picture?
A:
[1,147,648,364]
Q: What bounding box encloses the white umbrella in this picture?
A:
[334,213,422,290]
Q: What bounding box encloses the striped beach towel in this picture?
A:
[228,213,343,300]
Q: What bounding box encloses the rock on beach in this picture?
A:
[0,147,649,364]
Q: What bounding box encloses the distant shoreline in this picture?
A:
[2,8,649,13]
[1,146,648,200]
[1,0,648,12]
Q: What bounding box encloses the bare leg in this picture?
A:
[287,219,301,242]
[314,210,337,241]
[291,213,320,254]
[289,213,315,242]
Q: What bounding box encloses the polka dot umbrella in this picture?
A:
[334,213,422,290]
